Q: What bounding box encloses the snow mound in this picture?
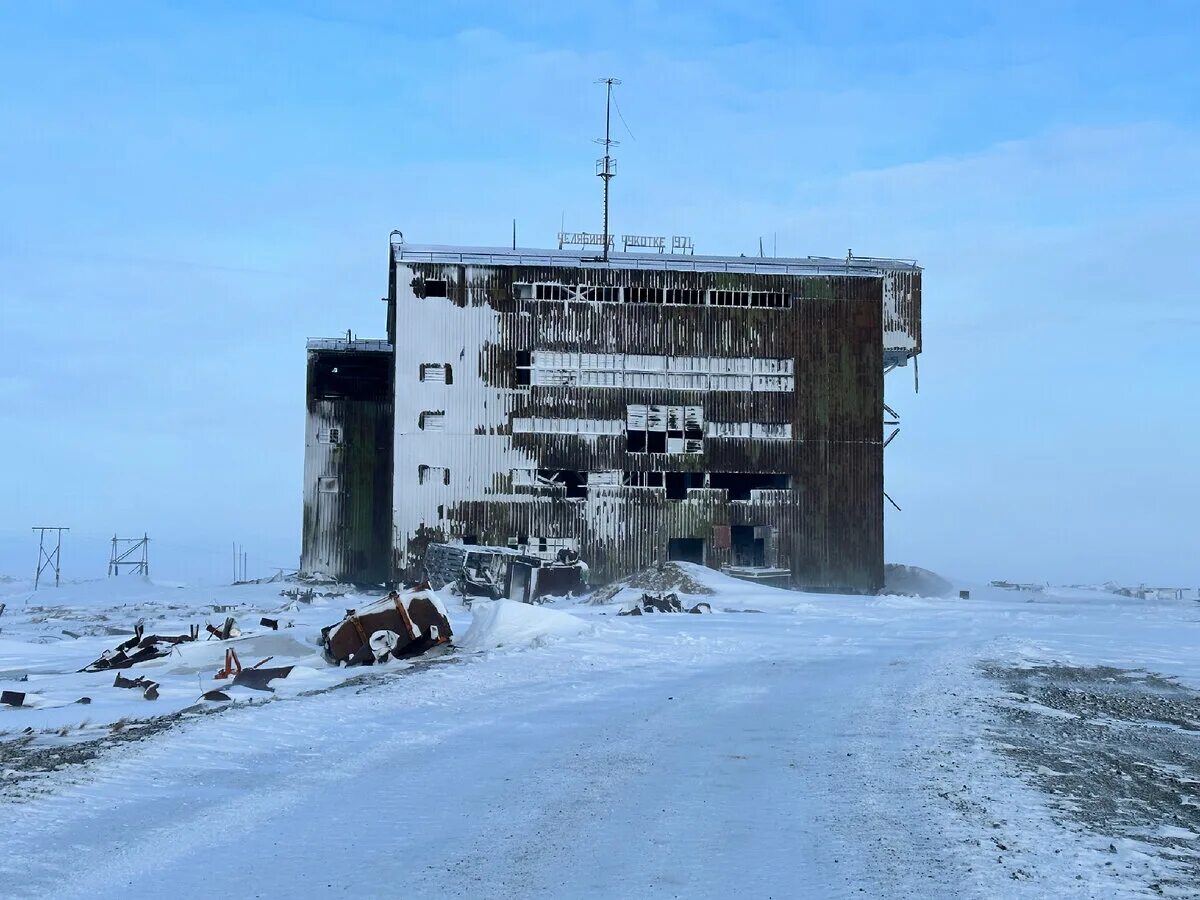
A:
[883,564,956,598]
[588,562,717,604]
[458,600,591,651]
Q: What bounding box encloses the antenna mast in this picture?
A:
[595,77,621,261]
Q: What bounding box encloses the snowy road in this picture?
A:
[2,573,1198,898]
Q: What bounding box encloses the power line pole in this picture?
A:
[32,526,68,589]
[108,533,150,577]
[595,77,621,262]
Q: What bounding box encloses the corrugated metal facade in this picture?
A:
[300,342,394,584]
[387,245,922,593]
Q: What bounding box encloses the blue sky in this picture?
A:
[1,0,1196,585]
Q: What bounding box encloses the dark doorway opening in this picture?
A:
[667,538,704,564]
[730,526,766,567]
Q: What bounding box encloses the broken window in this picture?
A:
[424,279,448,298]
[707,422,793,440]
[418,465,450,486]
[709,472,791,500]
[317,476,339,493]
[526,353,792,392]
[664,288,704,305]
[317,427,341,444]
[513,282,534,300]
[514,350,531,387]
[627,405,704,453]
[623,471,665,488]
[534,283,568,301]
[665,472,706,500]
[626,286,661,303]
[511,417,623,436]
[534,470,588,499]
[709,289,789,308]
[581,286,621,302]
[420,363,454,384]
[419,411,446,431]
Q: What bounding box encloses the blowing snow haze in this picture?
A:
[1,1,1197,587]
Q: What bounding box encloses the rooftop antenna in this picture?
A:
[595,77,621,261]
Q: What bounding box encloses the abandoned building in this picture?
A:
[302,235,922,593]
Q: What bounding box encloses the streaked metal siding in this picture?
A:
[300,347,394,584]
[392,261,890,592]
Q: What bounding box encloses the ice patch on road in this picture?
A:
[458,600,592,652]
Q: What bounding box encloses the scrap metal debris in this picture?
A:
[321,588,452,665]
[206,617,240,640]
[81,624,200,673]
[213,649,294,692]
[2,690,25,708]
[113,673,160,701]
[618,592,712,616]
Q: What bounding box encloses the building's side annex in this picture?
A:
[380,239,921,593]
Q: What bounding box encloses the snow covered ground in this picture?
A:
[1,566,1198,898]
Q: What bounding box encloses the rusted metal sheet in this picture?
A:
[365,242,920,593]
[300,341,395,585]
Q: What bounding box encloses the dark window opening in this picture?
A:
[709,472,791,500]
[535,283,567,301]
[627,286,660,304]
[665,471,706,500]
[536,469,587,499]
[627,429,647,453]
[623,471,665,488]
[424,279,448,297]
[647,430,667,453]
[582,286,621,302]
[310,350,391,401]
[667,538,704,564]
[328,427,341,444]
[514,350,531,386]
[665,288,704,305]
[731,526,766,567]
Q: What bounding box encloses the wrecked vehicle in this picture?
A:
[423,543,589,604]
[618,592,712,616]
[320,588,452,665]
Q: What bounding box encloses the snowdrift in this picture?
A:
[458,599,591,651]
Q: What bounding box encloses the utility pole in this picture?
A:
[108,533,150,577]
[595,77,621,262]
[32,526,68,589]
